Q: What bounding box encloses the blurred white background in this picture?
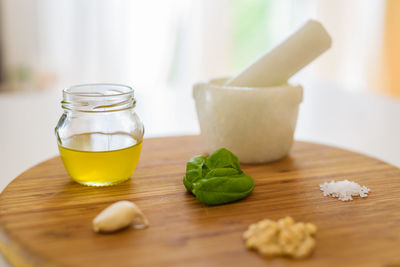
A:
[0,0,386,93]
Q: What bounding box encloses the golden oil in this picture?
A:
[58,133,142,186]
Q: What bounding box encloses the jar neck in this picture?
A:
[62,83,135,113]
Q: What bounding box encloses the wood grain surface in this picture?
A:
[0,135,400,267]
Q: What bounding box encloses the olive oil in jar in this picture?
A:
[58,133,142,186]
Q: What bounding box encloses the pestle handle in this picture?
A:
[225,20,332,87]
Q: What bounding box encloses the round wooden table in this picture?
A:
[1,136,399,266]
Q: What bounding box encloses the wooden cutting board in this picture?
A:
[0,135,399,267]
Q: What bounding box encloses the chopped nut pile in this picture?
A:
[243,217,317,259]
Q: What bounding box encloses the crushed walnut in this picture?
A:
[243,216,317,259]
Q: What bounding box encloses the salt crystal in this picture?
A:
[319,180,370,201]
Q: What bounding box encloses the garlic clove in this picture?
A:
[93,200,149,233]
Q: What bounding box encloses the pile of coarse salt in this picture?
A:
[320,180,370,201]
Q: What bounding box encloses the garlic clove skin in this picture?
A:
[93,200,149,233]
[132,212,149,229]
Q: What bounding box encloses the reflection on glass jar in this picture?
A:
[55,84,144,186]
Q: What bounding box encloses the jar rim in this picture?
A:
[63,83,134,97]
[62,83,136,112]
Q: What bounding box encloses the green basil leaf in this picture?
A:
[206,148,241,171]
[183,148,254,205]
[192,173,254,205]
[203,168,240,179]
[183,155,208,193]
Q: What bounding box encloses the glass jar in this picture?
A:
[55,84,144,186]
